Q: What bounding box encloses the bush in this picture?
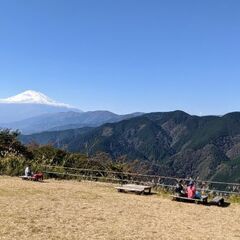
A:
[0,154,28,176]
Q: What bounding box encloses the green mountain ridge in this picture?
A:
[21,110,240,182]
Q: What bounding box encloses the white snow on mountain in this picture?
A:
[0,90,72,108]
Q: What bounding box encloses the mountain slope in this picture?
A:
[21,111,240,182]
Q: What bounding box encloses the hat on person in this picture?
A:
[189,181,194,186]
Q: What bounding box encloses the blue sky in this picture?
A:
[0,0,240,115]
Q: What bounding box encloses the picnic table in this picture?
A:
[116,184,152,195]
[209,196,225,206]
[20,173,44,182]
[171,195,208,205]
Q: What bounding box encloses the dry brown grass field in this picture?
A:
[0,176,240,240]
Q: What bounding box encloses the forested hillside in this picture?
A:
[21,111,240,182]
[0,130,130,176]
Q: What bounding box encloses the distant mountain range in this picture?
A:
[21,111,240,182]
[0,90,81,123]
[2,110,143,134]
[3,91,240,182]
[0,90,143,133]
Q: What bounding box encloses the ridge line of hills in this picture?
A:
[0,110,143,134]
[21,110,240,182]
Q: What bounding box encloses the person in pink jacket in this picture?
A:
[187,181,196,198]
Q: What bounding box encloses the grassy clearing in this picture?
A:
[0,176,240,240]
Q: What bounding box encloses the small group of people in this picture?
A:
[175,180,201,199]
[24,165,44,181]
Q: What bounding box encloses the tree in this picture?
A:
[0,129,32,158]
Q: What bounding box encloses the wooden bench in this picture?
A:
[171,195,208,204]
[209,196,225,206]
[20,176,33,181]
[20,173,44,182]
[116,184,152,195]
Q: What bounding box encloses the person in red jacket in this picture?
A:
[187,181,196,199]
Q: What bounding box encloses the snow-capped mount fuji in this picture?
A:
[0,90,71,107]
[0,90,143,134]
[0,90,81,123]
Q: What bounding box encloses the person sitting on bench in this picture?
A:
[25,165,32,177]
[187,181,196,199]
[175,180,186,197]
